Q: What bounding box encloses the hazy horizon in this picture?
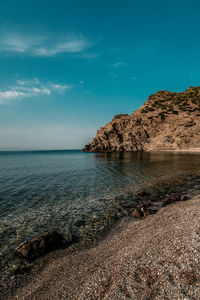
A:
[1,0,200,150]
[0,147,82,151]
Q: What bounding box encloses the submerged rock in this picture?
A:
[130,208,143,218]
[130,206,157,218]
[15,231,64,259]
[162,195,180,207]
[137,191,149,197]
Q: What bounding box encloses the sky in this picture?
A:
[0,0,200,150]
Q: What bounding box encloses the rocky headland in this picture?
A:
[83,86,200,152]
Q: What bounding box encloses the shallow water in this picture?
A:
[0,150,200,285]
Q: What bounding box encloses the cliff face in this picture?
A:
[83,87,200,152]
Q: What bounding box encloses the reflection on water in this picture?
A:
[0,150,200,285]
[95,151,200,180]
[1,151,200,239]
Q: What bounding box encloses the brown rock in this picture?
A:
[15,231,64,259]
[143,208,157,216]
[130,208,143,218]
[137,191,149,197]
[130,206,157,218]
[82,86,200,152]
[142,200,151,207]
[162,196,180,207]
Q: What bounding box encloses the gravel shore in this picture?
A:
[5,194,200,300]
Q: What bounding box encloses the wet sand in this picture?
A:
[6,194,200,300]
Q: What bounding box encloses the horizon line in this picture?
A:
[0,148,82,152]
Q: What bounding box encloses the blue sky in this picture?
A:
[0,0,200,149]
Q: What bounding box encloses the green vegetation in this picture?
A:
[172,110,179,115]
[141,107,155,113]
[142,87,200,114]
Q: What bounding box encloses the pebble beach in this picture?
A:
[5,194,200,300]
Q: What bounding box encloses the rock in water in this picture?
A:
[130,207,157,218]
[82,87,200,152]
[15,231,64,259]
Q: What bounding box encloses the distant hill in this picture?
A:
[83,86,200,152]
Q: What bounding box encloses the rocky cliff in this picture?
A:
[83,87,200,152]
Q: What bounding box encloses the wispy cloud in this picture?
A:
[112,62,126,67]
[0,30,92,57]
[35,40,89,57]
[0,78,73,104]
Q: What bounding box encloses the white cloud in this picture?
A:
[113,62,126,67]
[50,83,73,92]
[0,30,91,57]
[0,78,73,104]
[0,91,26,102]
[0,33,43,54]
[35,40,88,57]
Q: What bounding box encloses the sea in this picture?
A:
[1,150,200,286]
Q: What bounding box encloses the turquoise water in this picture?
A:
[0,150,200,285]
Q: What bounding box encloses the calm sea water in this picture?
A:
[0,150,200,284]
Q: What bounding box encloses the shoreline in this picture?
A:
[2,170,200,293]
[3,175,200,299]
[5,193,200,299]
[83,148,200,154]
[147,148,200,153]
